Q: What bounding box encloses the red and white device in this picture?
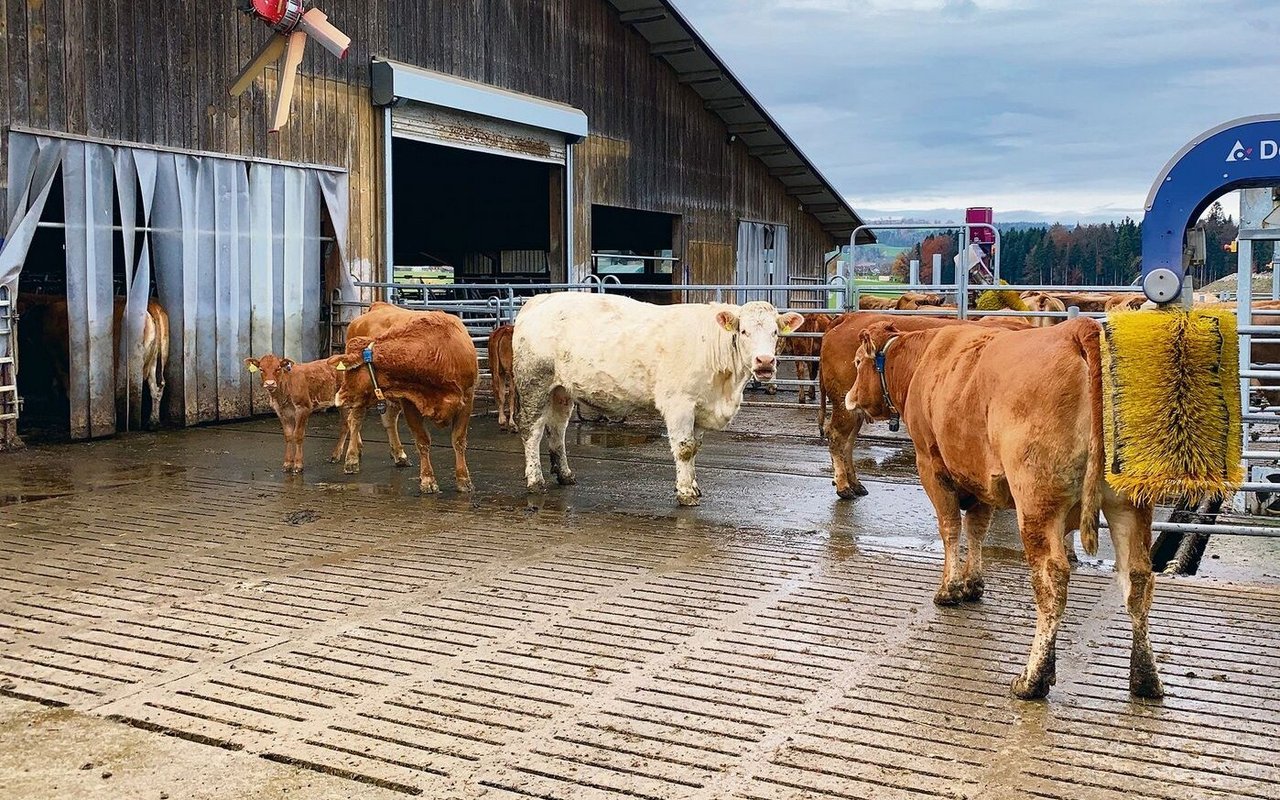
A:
[230,1,351,133]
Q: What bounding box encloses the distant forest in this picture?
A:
[872,203,1271,289]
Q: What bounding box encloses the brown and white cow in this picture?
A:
[332,312,478,494]
[245,353,351,474]
[514,292,802,505]
[779,312,840,407]
[846,318,1161,700]
[818,312,1030,497]
[30,296,170,429]
[487,324,517,432]
[1018,291,1067,327]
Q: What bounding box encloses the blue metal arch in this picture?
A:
[1142,114,1280,302]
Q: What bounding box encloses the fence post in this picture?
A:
[909,259,920,287]
[1067,305,1079,319]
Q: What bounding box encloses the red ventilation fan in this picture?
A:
[230,1,351,133]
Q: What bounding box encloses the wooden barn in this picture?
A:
[0,0,866,446]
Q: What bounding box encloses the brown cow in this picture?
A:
[818,313,1030,496]
[333,312,478,494]
[779,313,839,405]
[846,318,1161,700]
[857,293,948,311]
[487,324,517,431]
[244,353,351,473]
[338,301,445,470]
[1019,291,1067,327]
[1104,293,1146,311]
[32,296,170,429]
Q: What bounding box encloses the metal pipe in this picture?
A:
[1240,239,1253,429]
[382,105,396,295]
[565,143,575,283]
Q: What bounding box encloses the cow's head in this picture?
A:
[245,354,293,392]
[328,338,374,408]
[846,321,900,420]
[715,302,804,382]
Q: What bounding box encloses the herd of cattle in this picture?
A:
[234,290,1182,701]
[13,286,1265,701]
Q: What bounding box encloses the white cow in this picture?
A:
[513,292,802,505]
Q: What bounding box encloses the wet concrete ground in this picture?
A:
[1,402,1279,798]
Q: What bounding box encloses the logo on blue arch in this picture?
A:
[1227,140,1252,162]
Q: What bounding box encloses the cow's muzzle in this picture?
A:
[752,355,776,381]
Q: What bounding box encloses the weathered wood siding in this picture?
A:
[1,1,836,283]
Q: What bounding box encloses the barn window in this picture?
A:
[590,205,679,303]
[735,220,790,303]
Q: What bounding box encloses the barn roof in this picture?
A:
[605,0,872,244]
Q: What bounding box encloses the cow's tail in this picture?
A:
[154,304,170,395]
[1077,320,1102,557]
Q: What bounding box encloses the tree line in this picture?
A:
[883,203,1267,289]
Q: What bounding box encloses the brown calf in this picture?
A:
[779,313,840,406]
[334,313,479,494]
[818,313,1030,496]
[488,324,517,431]
[245,353,350,474]
[846,318,1161,700]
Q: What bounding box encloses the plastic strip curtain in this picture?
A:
[3,132,345,436]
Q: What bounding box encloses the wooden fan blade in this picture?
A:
[229,34,288,97]
[298,8,351,59]
[269,30,309,133]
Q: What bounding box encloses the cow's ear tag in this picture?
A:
[780,323,794,335]
[334,361,348,371]
[246,363,259,373]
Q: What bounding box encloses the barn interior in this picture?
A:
[391,138,557,283]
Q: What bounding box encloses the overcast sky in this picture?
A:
[674,0,1274,223]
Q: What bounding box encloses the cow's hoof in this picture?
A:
[1011,673,1051,700]
[420,479,440,494]
[393,453,411,467]
[325,455,341,464]
[456,478,475,494]
[1130,672,1165,700]
[960,577,985,602]
[676,491,700,507]
[933,583,964,606]
[343,463,360,475]
[527,478,547,494]
[555,470,577,486]
[1067,549,1080,566]
[836,482,869,499]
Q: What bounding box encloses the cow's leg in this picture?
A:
[518,380,552,493]
[278,414,298,473]
[329,407,350,464]
[144,350,161,430]
[1104,489,1163,699]
[828,407,867,498]
[382,401,410,466]
[452,390,475,493]
[399,402,439,494]
[292,409,311,473]
[343,406,365,473]
[662,405,701,506]
[960,502,994,602]
[545,387,576,486]
[1012,510,1070,700]
[919,466,965,605]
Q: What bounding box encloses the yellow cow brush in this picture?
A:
[1101,308,1242,506]
[975,280,1030,312]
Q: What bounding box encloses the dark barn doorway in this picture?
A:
[590,205,678,303]
[391,139,558,285]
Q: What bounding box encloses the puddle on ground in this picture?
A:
[577,431,660,448]
[0,463,187,507]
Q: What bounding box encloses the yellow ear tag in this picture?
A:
[334,361,348,371]
[247,363,259,373]
[781,324,794,335]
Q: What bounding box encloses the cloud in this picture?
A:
[672,0,1276,220]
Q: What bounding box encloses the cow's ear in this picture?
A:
[777,311,804,335]
[328,355,355,372]
[244,358,260,373]
[716,310,738,332]
[281,359,294,372]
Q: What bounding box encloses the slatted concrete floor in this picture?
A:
[1,424,1279,799]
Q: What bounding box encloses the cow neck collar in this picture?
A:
[874,335,901,432]
[362,343,388,414]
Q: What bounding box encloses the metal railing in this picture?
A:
[0,285,18,423]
